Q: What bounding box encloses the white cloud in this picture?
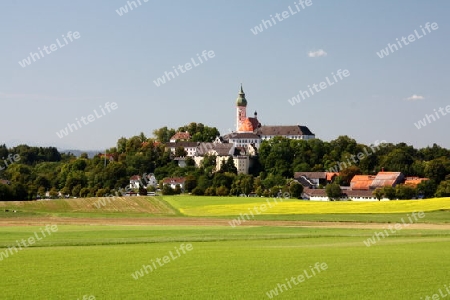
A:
[406,94,425,101]
[308,49,327,58]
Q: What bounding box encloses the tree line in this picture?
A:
[0,125,449,200]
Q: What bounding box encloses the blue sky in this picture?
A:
[1,0,449,150]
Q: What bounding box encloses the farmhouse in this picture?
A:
[303,187,386,201]
[162,177,186,190]
[304,171,428,201]
[294,172,338,189]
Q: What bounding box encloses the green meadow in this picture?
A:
[1,196,450,299]
[1,225,450,299]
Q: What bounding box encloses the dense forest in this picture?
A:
[0,122,449,200]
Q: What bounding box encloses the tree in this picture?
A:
[184,175,197,192]
[80,188,89,198]
[185,157,195,167]
[380,149,414,175]
[395,184,417,200]
[0,183,13,201]
[96,189,108,197]
[11,183,28,200]
[216,186,229,196]
[435,180,450,197]
[174,184,182,194]
[372,188,384,201]
[261,173,286,190]
[417,180,437,198]
[259,137,293,177]
[382,186,396,200]
[49,187,59,199]
[425,157,450,184]
[175,147,187,157]
[255,186,263,197]
[338,166,361,186]
[289,181,304,199]
[192,187,204,195]
[325,183,342,200]
[162,184,175,195]
[153,127,176,143]
[270,186,281,197]
[204,187,216,196]
[213,172,235,190]
[239,174,254,195]
[219,157,237,174]
[138,132,147,143]
[72,184,82,197]
[202,154,216,170]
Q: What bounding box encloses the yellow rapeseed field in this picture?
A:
[175,197,450,216]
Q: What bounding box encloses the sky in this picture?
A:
[1,0,449,150]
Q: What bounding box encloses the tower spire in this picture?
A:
[236,84,248,132]
[236,84,247,107]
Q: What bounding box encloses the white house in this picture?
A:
[162,177,186,190]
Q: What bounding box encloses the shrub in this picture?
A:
[216,186,229,196]
[192,187,205,196]
[204,187,216,196]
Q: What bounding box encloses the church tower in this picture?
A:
[236,84,248,132]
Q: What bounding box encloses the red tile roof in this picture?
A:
[170,132,191,141]
[248,117,261,131]
[163,177,186,184]
[405,177,429,187]
[350,175,375,190]
[326,172,339,181]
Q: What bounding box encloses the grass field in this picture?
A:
[1,196,450,299]
[1,225,450,299]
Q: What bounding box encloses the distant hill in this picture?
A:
[59,149,101,158]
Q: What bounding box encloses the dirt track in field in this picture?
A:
[1,216,450,230]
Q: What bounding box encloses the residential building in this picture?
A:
[294,172,338,188]
[165,141,199,157]
[170,132,191,142]
[129,174,157,189]
[162,177,186,190]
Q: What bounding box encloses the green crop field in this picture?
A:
[1,225,450,299]
[1,196,450,299]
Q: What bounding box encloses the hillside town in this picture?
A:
[117,86,442,201]
[1,85,449,202]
